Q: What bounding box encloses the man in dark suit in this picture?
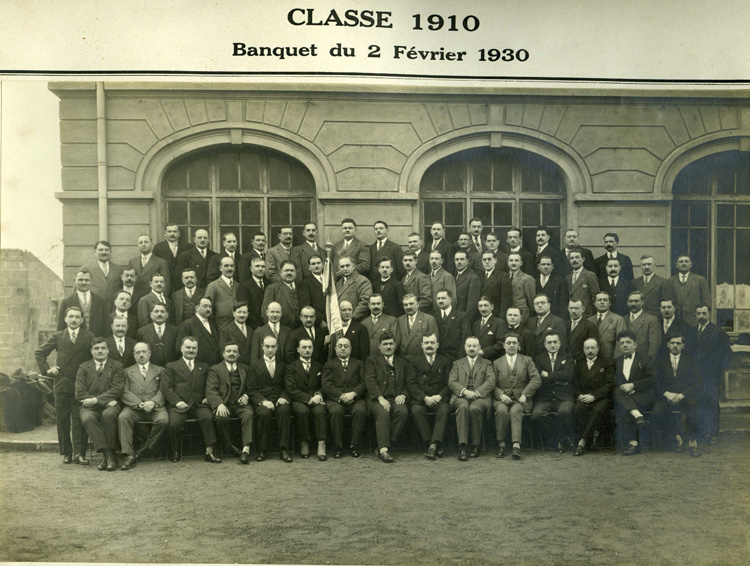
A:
[35,306,94,465]
[526,294,568,355]
[449,336,495,460]
[137,273,172,328]
[630,254,668,317]
[171,268,205,325]
[433,289,470,364]
[118,341,168,470]
[335,301,371,361]
[572,337,616,456]
[624,291,661,360]
[206,232,239,284]
[153,223,187,276]
[535,255,568,319]
[599,256,630,316]
[265,226,294,282]
[364,332,414,463]
[290,222,326,281]
[479,252,512,318]
[129,234,172,298]
[657,298,694,359]
[666,254,712,327]
[322,336,368,458]
[161,336,220,463]
[613,330,656,455]
[402,252,432,312]
[407,333,451,459]
[107,290,138,339]
[81,240,124,300]
[370,220,405,281]
[498,307,537,358]
[219,302,253,366]
[106,267,138,316]
[298,255,327,324]
[653,334,701,456]
[482,233,509,275]
[467,218,484,255]
[693,305,732,444]
[532,330,576,451]
[57,269,108,337]
[454,250,481,322]
[261,260,302,329]
[285,306,328,365]
[237,257,269,330]
[248,334,292,462]
[594,232,634,282]
[203,256,238,330]
[566,248,600,318]
[502,228,533,276]
[285,336,328,461]
[106,315,136,367]
[566,299,599,362]
[589,292,626,362]
[177,296,221,366]
[136,303,179,368]
[559,229,596,277]
[206,342,254,463]
[336,256,373,321]
[362,294,400,356]
[397,294,439,358]
[237,232,267,283]
[372,257,405,317]
[427,221,455,275]
[454,233,481,273]
[330,218,371,276]
[532,226,565,278]
[250,302,290,363]
[405,232,431,274]
[472,296,506,361]
[75,338,125,471]
[173,228,217,290]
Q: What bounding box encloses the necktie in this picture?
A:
[550,354,556,366]
[572,271,579,285]
[156,325,163,338]
[541,275,548,287]
[631,314,636,323]
[610,278,615,286]
[303,361,310,373]
[664,320,670,333]
[70,331,77,344]
[259,279,264,290]
[442,309,448,320]
[268,360,275,375]
[102,263,109,277]
[342,360,348,370]
[188,360,194,371]
[96,363,104,376]
[271,324,278,337]
[140,365,147,377]
[474,237,481,248]
[228,279,232,289]
[598,313,604,324]
[609,253,614,259]
[671,356,678,373]
[200,249,206,259]
[377,240,382,251]
[82,294,89,308]
[186,289,193,299]
[118,341,124,356]
[469,359,475,374]
[486,271,491,279]
[432,241,437,251]
[680,274,687,283]
[158,294,165,304]
[428,355,434,366]
[432,270,437,277]
[623,354,632,360]
[408,316,415,331]
[343,240,350,250]
[571,320,578,332]
[240,324,247,337]
[142,256,148,268]
[372,316,379,326]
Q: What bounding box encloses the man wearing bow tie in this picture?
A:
[572,338,615,456]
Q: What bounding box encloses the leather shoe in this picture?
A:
[300,441,310,459]
[674,435,684,453]
[121,455,137,470]
[105,453,117,472]
[469,446,480,458]
[135,447,149,460]
[98,457,107,471]
[436,446,445,458]
[709,436,719,445]
[334,447,343,459]
[574,445,585,457]
[458,448,468,461]
[239,451,251,465]
[496,446,507,458]
[635,416,647,425]
[227,445,241,457]
[511,446,522,460]
[204,452,222,464]
[256,450,267,462]
[689,445,700,457]
[622,444,639,456]
[281,450,293,463]
[72,454,89,466]
[169,450,180,462]
[425,446,437,460]
[349,447,360,458]
[62,454,72,464]
[377,449,394,463]
[318,453,327,462]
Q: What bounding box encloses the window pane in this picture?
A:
[671,228,689,266]
[165,164,187,195]
[521,202,540,227]
[472,158,491,191]
[521,167,541,193]
[240,226,261,253]
[444,202,464,226]
[269,200,290,225]
[190,201,210,226]
[268,156,291,192]
[493,202,513,227]
[444,161,464,191]
[716,228,734,284]
[671,200,689,227]
[542,202,561,227]
[737,158,750,195]
[239,152,262,193]
[717,204,734,227]
[492,155,513,192]
[421,164,444,192]
[241,200,261,225]
[736,205,750,227]
[290,166,314,194]
[689,228,709,280]
[167,200,188,225]
[690,202,708,227]
[291,200,312,225]
[716,153,734,194]
[220,200,239,224]
[716,309,734,332]
[187,157,210,192]
[737,230,750,285]
[424,201,443,225]
[472,202,492,226]
[217,153,239,193]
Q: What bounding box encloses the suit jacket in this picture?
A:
[106,335,136,368]
[81,260,124,301]
[57,292,108,337]
[170,286,205,325]
[128,254,172,299]
[566,268,600,317]
[364,353,413,401]
[655,354,698,398]
[361,314,400,356]
[290,242,326,281]
[250,322,291,363]
[205,250,240,285]
[106,287,139,319]
[497,322,537,358]
[204,276,238,329]
[658,317,694,359]
[508,270,536,315]
[526,313,568,355]
[630,274,668,317]
[625,311,661,360]
[105,310,139,340]
[573,356,615,401]
[75,358,125,404]
[599,275,630,316]
[428,239,456,274]
[219,321,254,366]
[335,320,371,362]
[588,311,626,362]
[434,308,470,363]
[448,356,495,399]
[265,243,292,282]
[153,240,188,273]
[406,352,451,401]
[206,361,250,409]
[501,246,534,276]
[178,315,221,366]
[236,248,266,283]
[161,358,210,410]
[336,274,373,321]
[693,322,732,377]
[493,354,542,402]
[566,318,599,361]
[121,362,165,407]
[372,277,405,318]
[614,352,655,398]
[402,269,432,312]
[429,268,457,308]
[535,273,569,319]
[472,315,505,361]
[455,268,481,322]
[261,281,301,329]
[137,291,173,328]
[370,239,405,281]
[397,311,439,357]
[35,328,95,394]
[415,249,431,274]
[559,247,596,277]
[298,274,327,323]
[322,357,366,401]
[285,325,328,365]
[284,359,324,403]
[136,323,179,367]
[479,269,512,317]
[595,252,634,282]
[475,250,510,276]
[666,272,711,327]
[533,352,576,402]
[532,245,565,278]
[331,237,371,276]
[248,357,288,404]
[174,246,218,289]
[236,277,269,329]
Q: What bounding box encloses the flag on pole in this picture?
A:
[323,243,343,356]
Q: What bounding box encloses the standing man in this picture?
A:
[237,232,267,283]
[526,293,568,355]
[599,256,630,316]
[589,291,626,362]
[219,302,253,366]
[507,252,536,322]
[178,297,221,367]
[298,255,327,324]
[630,254,668,317]
[428,221,455,275]
[434,289,470,364]
[454,250,481,322]
[624,291,661,360]
[657,298,693,358]
[533,226,565,277]
[106,267,138,315]
[479,252,512,318]
[566,299,600,362]
[482,232,509,274]
[428,251,456,308]
[129,234,171,298]
[331,218,371,276]
[535,254,568,318]
[236,257,269,330]
[35,307,94,465]
[266,226,294,282]
[136,303,179,368]
[566,248,600,317]
[285,306,328,365]
[370,220,405,281]
[572,338,615,456]
[560,229,595,277]
[75,338,125,471]
[472,296,506,362]
[203,257,238,329]
[666,254,711,327]
[173,229,217,290]
[171,268,205,325]
[455,233,480,273]
[107,290,138,339]
[402,252,432,312]
[106,315,136,368]
[137,274,171,328]
[336,256,373,321]
[57,269,108,337]
[362,294,400,356]
[468,217,485,255]
[503,228,534,276]
[449,336,495,460]
[82,240,124,300]
[118,342,168,470]
[250,302,290,363]
[153,223,186,274]
[206,232,239,284]
[161,336,220,463]
[335,301,371,361]
[372,258,405,317]
[499,306,537,357]
[291,222,326,281]
[365,332,414,463]
[594,233,634,282]
[406,232,431,274]
[407,333,451,459]
[261,260,302,329]
[397,294,439,357]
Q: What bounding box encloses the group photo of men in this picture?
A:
[35,216,733,470]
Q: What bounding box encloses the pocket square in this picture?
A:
[488,331,494,335]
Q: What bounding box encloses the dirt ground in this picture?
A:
[1,435,748,565]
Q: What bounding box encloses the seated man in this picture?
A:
[449,336,495,461]
[614,330,656,456]
[531,330,576,452]
[161,336,220,463]
[248,335,292,462]
[321,336,367,458]
[493,333,541,460]
[285,337,328,461]
[118,342,169,470]
[206,342,255,464]
[653,334,701,457]
[75,337,125,471]
[572,338,615,456]
[364,332,414,463]
[406,333,451,460]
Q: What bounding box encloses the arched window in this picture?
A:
[672,150,750,332]
[420,147,565,246]
[163,145,315,250]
